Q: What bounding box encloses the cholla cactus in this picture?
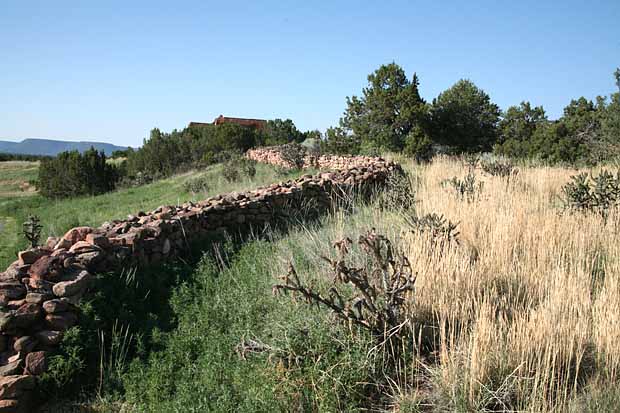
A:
[274,229,415,340]
[442,170,484,202]
[379,170,416,211]
[406,212,460,251]
[480,159,519,183]
[22,215,43,248]
[561,170,620,221]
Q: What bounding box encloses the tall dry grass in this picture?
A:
[397,156,620,411]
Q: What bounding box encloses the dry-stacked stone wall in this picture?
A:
[246,147,383,170]
[0,148,400,412]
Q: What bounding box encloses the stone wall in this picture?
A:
[246,147,383,170]
[0,149,400,412]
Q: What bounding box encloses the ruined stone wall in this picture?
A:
[246,147,383,170]
[0,150,400,412]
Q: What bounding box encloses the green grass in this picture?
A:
[34,159,620,412]
[0,161,39,266]
[0,160,38,201]
[0,162,308,269]
[41,199,399,412]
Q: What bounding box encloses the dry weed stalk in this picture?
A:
[274,229,416,339]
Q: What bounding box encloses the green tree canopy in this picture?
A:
[599,68,620,158]
[341,63,429,152]
[321,126,361,155]
[431,79,501,152]
[264,119,304,145]
[38,148,120,198]
[496,102,547,158]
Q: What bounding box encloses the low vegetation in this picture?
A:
[561,169,620,220]
[30,155,620,412]
[0,162,307,269]
[1,61,619,413]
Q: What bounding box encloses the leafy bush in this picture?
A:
[241,158,257,178]
[321,126,361,155]
[119,171,155,188]
[120,241,374,411]
[279,142,306,169]
[404,125,434,162]
[221,153,258,183]
[222,161,241,183]
[461,153,480,170]
[38,148,120,198]
[561,170,620,220]
[125,123,262,178]
[183,176,210,195]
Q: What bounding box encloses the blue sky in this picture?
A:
[1,1,619,148]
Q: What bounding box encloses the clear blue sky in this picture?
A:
[1,0,619,148]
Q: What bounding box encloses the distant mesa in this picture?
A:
[0,138,129,157]
[189,115,267,130]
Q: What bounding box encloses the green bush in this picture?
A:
[241,158,257,178]
[38,148,120,198]
[279,142,306,169]
[183,176,210,195]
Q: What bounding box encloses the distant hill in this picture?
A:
[0,138,129,156]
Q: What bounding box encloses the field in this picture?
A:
[0,162,308,269]
[0,161,39,267]
[30,155,620,412]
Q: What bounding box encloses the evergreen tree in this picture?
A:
[38,148,119,198]
[341,63,429,152]
[431,79,501,152]
[496,102,547,158]
[264,119,304,145]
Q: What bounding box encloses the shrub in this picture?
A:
[119,171,155,188]
[561,170,620,220]
[183,176,210,195]
[461,153,480,170]
[404,125,434,162]
[279,142,306,169]
[379,170,416,210]
[221,153,257,183]
[481,159,519,182]
[274,230,415,355]
[406,212,460,251]
[241,158,257,178]
[222,161,241,183]
[442,170,484,202]
[22,215,43,248]
[38,148,120,198]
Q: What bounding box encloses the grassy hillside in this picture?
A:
[0,161,39,267]
[0,162,307,268]
[0,161,38,200]
[42,156,620,412]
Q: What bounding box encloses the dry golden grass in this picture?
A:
[393,156,620,411]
